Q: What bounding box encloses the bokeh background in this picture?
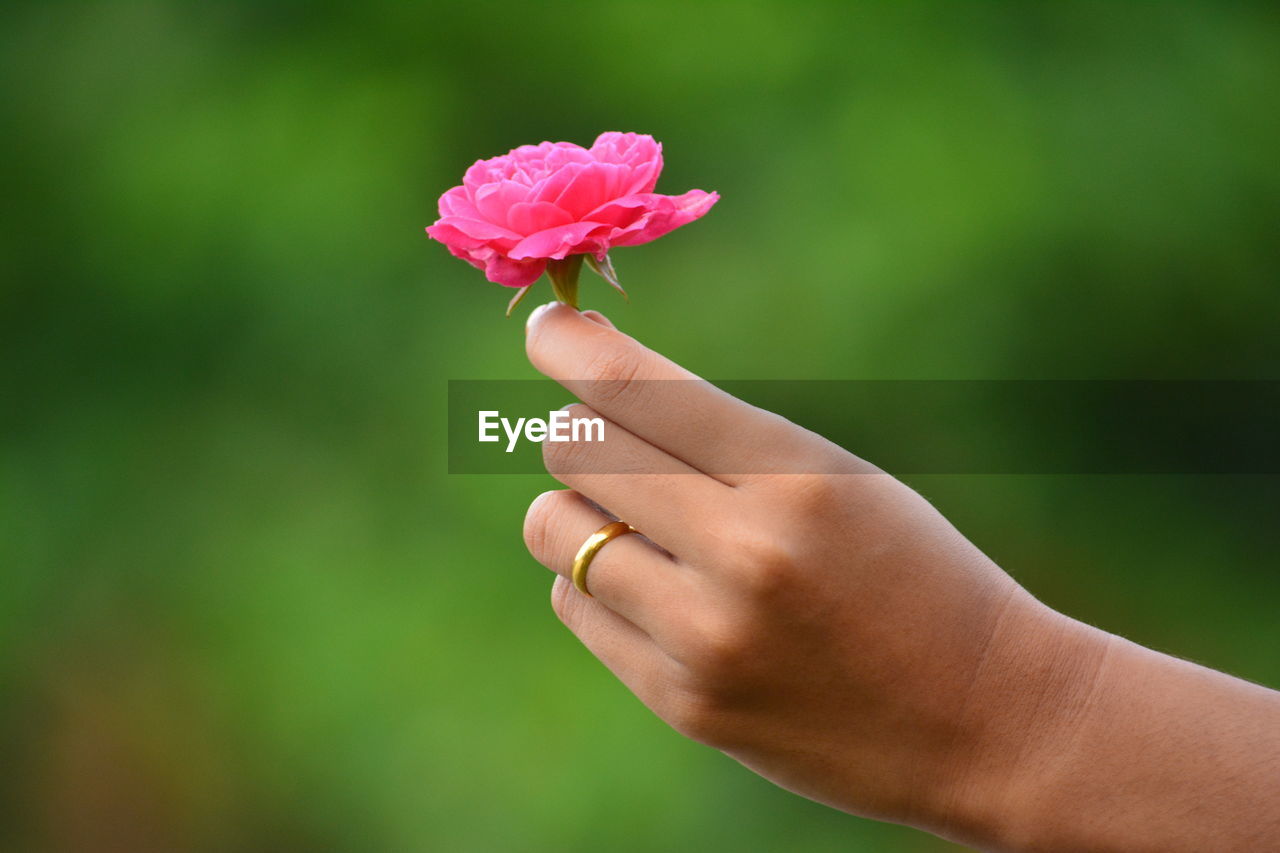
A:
[3,2,1278,850]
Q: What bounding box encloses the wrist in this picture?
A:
[925,594,1116,850]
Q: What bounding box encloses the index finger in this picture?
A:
[525,302,811,482]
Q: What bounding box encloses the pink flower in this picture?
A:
[426,132,718,310]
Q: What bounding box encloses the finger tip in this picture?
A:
[525,301,620,370]
[524,300,558,331]
[581,310,615,329]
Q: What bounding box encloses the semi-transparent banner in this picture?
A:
[447,380,1280,475]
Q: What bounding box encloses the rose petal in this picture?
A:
[438,185,480,219]
[426,217,523,250]
[507,221,612,260]
[528,162,584,205]
[474,180,533,227]
[482,254,547,288]
[540,142,594,175]
[604,190,719,248]
[581,194,651,228]
[590,132,654,166]
[445,242,487,272]
[591,132,663,194]
[554,163,627,220]
[624,154,663,195]
[463,156,511,193]
[451,243,546,287]
[505,201,574,236]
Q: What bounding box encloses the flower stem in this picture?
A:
[545,255,584,309]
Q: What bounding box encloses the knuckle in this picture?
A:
[582,344,644,406]
[700,519,759,565]
[549,576,581,624]
[662,687,739,748]
[542,425,594,474]
[709,521,799,599]
[739,539,797,598]
[684,614,754,678]
[778,473,841,511]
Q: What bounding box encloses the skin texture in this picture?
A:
[520,302,1280,851]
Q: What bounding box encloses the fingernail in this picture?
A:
[525,301,556,330]
[582,310,615,329]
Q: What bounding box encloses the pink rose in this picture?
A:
[426,132,718,312]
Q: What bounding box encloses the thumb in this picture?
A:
[581,310,616,330]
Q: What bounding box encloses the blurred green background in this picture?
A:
[3,2,1278,850]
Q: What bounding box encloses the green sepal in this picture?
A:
[545,255,584,309]
[585,253,627,301]
[505,284,535,317]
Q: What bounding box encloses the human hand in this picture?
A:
[519,303,1102,841]
[519,302,1280,850]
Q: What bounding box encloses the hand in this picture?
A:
[517,302,1082,837]
[520,302,1280,851]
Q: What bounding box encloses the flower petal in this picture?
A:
[474,180,533,228]
[444,242,487,272]
[438,185,480,219]
[507,221,612,260]
[450,243,546,287]
[554,162,627,220]
[426,217,522,250]
[528,162,584,205]
[505,201,574,236]
[591,132,663,194]
[540,142,594,174]
[603,190,719,248]
[581,193,651,228]
[483,254,547,288]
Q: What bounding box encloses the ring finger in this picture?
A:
[523,489,694,641]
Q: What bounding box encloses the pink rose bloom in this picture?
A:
[426,132,718,296]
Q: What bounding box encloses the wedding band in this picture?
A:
[572,521,638,597]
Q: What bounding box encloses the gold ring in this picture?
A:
[572,521,638,597]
